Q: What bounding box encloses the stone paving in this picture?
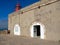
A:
[0,35,60,45]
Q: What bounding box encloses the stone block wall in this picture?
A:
[8,0,60,41]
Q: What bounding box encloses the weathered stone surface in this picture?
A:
[8,0,60,41]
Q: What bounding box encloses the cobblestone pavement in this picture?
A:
[0,35,60,45]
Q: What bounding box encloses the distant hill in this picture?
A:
[0,19,8,31]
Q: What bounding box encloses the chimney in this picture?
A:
[15,3,21,12]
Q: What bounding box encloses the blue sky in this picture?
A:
[0,0,40,30]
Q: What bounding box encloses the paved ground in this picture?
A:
[0,35,60,45]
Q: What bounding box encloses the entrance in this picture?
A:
[30,22,45,39]
[34,25,40,37]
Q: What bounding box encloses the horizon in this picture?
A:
[0,0,40,30]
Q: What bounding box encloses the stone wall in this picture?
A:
[0,30,8,34]
[8,0,60,41]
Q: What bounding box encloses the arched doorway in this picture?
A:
[34,25,40,37]
[30,22,45,39]
[14,24,20,35]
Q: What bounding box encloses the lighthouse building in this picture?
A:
[8,0,60,41]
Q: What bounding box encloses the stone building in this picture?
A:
[8,0,60,41]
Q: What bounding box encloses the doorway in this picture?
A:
[30,22,45,39]
[34,25,40,37]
